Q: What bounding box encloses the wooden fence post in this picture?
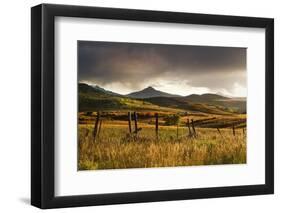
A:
[155,113,159,139]
[187,118,192,137]
[132,112,142,138]
[217,128,222,136]
[232,124,235,136]
[176,123,179,139]
[128,112,132,134]
[93,111,100,142]
[134,111,138,135]
[191,119,196,137]
[97,119,102,138]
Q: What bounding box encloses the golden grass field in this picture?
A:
[78,113,246,170]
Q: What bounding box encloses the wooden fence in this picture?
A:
[91,111,246,142]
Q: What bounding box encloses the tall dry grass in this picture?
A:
[78,124,246,170]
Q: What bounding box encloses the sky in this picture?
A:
[78,41,247,97]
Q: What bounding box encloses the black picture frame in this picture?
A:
[31,3,274,209]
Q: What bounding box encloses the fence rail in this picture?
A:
[89,111,246,142]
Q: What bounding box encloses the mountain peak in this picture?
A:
[127,86,180,99]
[143,86,156,91]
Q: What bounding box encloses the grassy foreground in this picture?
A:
[78,124,246,170]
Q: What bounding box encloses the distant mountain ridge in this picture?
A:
[78,83,246,113]
[126,86,181,99]
[79,83,122,97]
[79,83,231,100]
[185,93,229,102]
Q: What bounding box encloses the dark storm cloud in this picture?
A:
[78,41,246,95]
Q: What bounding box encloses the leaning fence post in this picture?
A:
[187,118,192,137]
[93,111,100,142]
[97,119,103,138]
[155,113,159,139]
[217,128,222,136]
[191,119,196,137]
[232,124,235,136]
[128,112,132,134]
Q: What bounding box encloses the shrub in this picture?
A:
[163,114,180,126]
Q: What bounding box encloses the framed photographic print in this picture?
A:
[31,4,274,209]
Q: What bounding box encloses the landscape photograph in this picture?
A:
[77,41,247,171]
